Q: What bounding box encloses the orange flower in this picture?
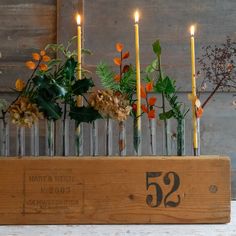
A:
[40,50,46,56]
[42,55,51,62]
[141,85,146,98]
[122,51,130,59]
[32,53,40,61]
[113,57,121,66]
[114,74,121,82]
[148,109,155,119]
[39,63,48,71]
[25,61,36,70]
[141,104,148,113]
[116,43,124,52]
[146,81,153,92]
[15,79,25,92]
[196,107,204,118]
[148,97,156,106]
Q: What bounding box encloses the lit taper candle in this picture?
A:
[75,13,83,156]
[134,10,141,155]
[190,25,199,156]
[77,14,82,81]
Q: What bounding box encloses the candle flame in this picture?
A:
[76,14,81,25]
[190,25,195,36]
[134,11,139,23]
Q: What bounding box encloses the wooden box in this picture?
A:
[0,156,231,224]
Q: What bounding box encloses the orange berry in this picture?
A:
[122,51,130,59]
[148,109,155,119]
[122,65,130,73]
[25,61,36,70]
[116,43,124,52]
[148,97,156,106]
[114,74,121,82]
[15,79,25,92]
[39,64,48,71]
[42,55,51,62]
[113,57,121,66]
[146,82,153,92]
[141,104,148,113]
[132,103,137,112]
[40,50,46,56]
[196,107,204,118]
[32,53,40,61]
[141,85,146,99]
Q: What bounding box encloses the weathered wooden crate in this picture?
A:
[0,156,231,224]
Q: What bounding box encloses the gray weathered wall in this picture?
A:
[82,0,236,198]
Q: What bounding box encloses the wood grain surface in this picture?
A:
[0,0,236,200]
[0,0,56,90]
[0,156,231,224]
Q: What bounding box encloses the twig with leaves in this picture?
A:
[197,37,236,117]
[95,43,135,156]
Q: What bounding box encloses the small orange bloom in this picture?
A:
[148,97,156,106]
[116,43,124,52]
[25,61,36,70]
[39,63,48,71]
[114,74,121,82]
[146,81,153,92]
[141,85,146,98]
[15,79,25,92]
[141,104,148,113]
[42,55,51,62]
[40,50,46,56]
[148,109,155,119]
[32,53,40,61]
[196,107,204,118]
[113,57,121,66]
[122,51,130,59]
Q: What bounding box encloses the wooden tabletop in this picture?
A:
[0,201,235,236]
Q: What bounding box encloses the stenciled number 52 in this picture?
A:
[146,172,181,208]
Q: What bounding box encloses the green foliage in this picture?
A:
[96,62,119,91]
[96,62,136,100]
[154,76,175,94]
[72,78,94,96]
[145,59,158,74]
[63,57,77,81]
[146,39,189,122]
[166,92,189,120]
[152,40,162,57]
[35,96,62,120]
[0,99,8,114]
[69,106,101,125]
[159,110,174,120]
[119,65,136,98]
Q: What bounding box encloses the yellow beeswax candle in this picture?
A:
[77,14,82,81]
[190,25,198,156]
[134,10,141,155]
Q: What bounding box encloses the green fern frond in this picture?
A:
[120,66,136,96]
[96,62,120,91]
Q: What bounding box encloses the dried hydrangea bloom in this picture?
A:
[9,96,43,128]
[89,90,131,121]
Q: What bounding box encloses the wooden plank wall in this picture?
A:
[81,0,236,198]
[0,0,57,158]
[0,0,236,198]
[0,0,56,92]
